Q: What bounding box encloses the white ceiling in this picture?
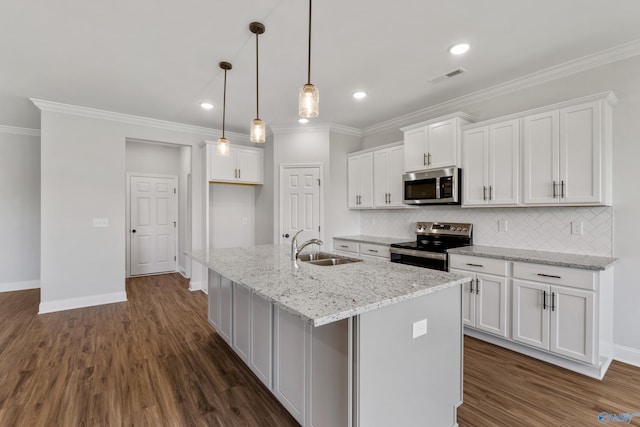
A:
[2,0,640,133]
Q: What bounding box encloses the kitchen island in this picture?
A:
[187,245,471,427]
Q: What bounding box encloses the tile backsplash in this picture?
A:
[360,206,613,257]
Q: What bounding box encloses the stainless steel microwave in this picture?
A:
[403,167,461,205]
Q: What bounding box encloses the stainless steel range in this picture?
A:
[390,222,473,271]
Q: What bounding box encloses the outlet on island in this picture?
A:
[412,319,428,338]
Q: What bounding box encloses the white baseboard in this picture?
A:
[39,291,127,314]
[179,266,189,278]
[189,280,204,293]
[0,280,40,292]
[614,344,640,368]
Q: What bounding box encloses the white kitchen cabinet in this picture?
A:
[232,283,251,364]
[523,98,613,206]
[401,113,474,173]
[462,119,519,207]
[449,255,509,338]
[347,152,373,208]
[209,143,263,184]
[250,293,273,388]
[218,276,233,345]
[333,238,390,260]
[207,270,221,329]
[373,145,404,207]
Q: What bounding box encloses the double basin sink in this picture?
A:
[297,251,362,266]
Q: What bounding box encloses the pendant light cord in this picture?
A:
[307,0,312,84]
[256,32,260,118]
[222,68,227,138]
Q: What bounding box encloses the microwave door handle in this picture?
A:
[435,177,441,200]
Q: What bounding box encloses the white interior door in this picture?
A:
[130,175,177,275]
[280,166,321,247]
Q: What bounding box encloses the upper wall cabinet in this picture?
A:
[462,119,520,207]
[401,113,475,173]
[348,152,374,209]
[523,99,612,206]
[373,145,405,208]
[207,143,264,185]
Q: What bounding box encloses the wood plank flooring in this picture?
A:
[1,274,639,426]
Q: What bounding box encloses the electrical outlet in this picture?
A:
[498,219,508,232]
[242,217,248,225]
[571,220,583,235]
[92,218,108,228]
[412,319,427,338]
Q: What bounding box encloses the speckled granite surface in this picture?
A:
[333,235,410,246]
[447,245,617,270]
[187,245,470,327]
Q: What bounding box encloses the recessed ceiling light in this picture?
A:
[200,102,214,110]
[298,118,309,124]
[353,91,367,99]
[449,43,470,55]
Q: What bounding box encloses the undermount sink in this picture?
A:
[297,251,362,266]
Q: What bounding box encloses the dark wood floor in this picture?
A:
[1,274,639,426]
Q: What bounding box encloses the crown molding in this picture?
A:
[270,123,362,137]
[29,98,249,142]
[362,39,640,137]
[0,124,41,137]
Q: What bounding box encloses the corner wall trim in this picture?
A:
[614,344,640,368]
[0,125,41,136]
[189,281,204,293]
[38,291,127,314]
[0,280,40,293]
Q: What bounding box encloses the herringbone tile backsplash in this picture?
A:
[360,206,613,256]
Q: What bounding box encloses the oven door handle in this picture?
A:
[389,247,447,261]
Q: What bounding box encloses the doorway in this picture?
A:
[279,165,323,247]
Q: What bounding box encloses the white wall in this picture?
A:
[210,184,256,248]
[179,146,191,276]
[255,135,274,244]
[360,55,640,358]
[0,130,41,291]
[38,108,210,313]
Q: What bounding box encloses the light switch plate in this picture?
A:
[412,319,427,338]
[498,219,508,232]
[571,220,583,235]
[92,218,109,228]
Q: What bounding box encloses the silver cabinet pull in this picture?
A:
[466,263,484,268]
[475,278,480,294]
[368,249,379,253]
[543,290,547,310]
[469,280,474,293]
[234,169,237,178]
[423,153,427,166]
[483,186,487,201]
[537,273,561,279]
[552,181,557,198]
[339,245,349,248]
[427,152,432,166]
[238,169,241,179]
[561,180,565,198]
[551,292,556,311]
[489,186,493,200]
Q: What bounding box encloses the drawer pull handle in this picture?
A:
[543,290,547,310]
[368,249,379,253]
[339,245,349,248]
[466,263,484,268]
[537,273,561,279]
[469,280,474,293]
[551,292,556,311]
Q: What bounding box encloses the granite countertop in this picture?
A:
[447,245,617,271]
[187,245,470,327]
[333,235,410,246]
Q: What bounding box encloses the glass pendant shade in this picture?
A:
[250,118,266,143]
[299,83,319,118]
[216,136,230,157]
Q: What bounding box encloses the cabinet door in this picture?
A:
[451,268,475,327]
[512,280,549,351]
[207,270,221,329]
[559,101,601,204]
[347,155,360,208]
[489,120,519,205]
[523,111,560,204]
[549,286,595,364]
[387,146,405,206]
[250,293,273,388]
[475,273,508,337]
[358,153,374,208]
[218,276,233,345]
[273,307,307,425]
[403,127,427,172]
[373,149,389,208]
[210,146,237,182]
[427,119,457,169]
[232,283,251,364]
[462,127,488,206]
[236,147,263,184]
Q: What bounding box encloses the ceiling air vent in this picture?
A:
[428,68,467,84]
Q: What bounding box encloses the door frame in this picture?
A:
[126,172,179,277]
[278,163,324,245]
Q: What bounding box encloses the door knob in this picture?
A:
[283,233,289,238]
[132,229,137,233]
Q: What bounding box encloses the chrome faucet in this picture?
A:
[290,229,324,260]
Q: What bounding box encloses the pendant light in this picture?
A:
[216,61,232,157]
[299,0,318,118]
[249,22,266,143]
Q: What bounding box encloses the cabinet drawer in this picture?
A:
[513,262,595,290]
[333,240,358,253]
[360,242,389,258]
[449,254,509,276]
